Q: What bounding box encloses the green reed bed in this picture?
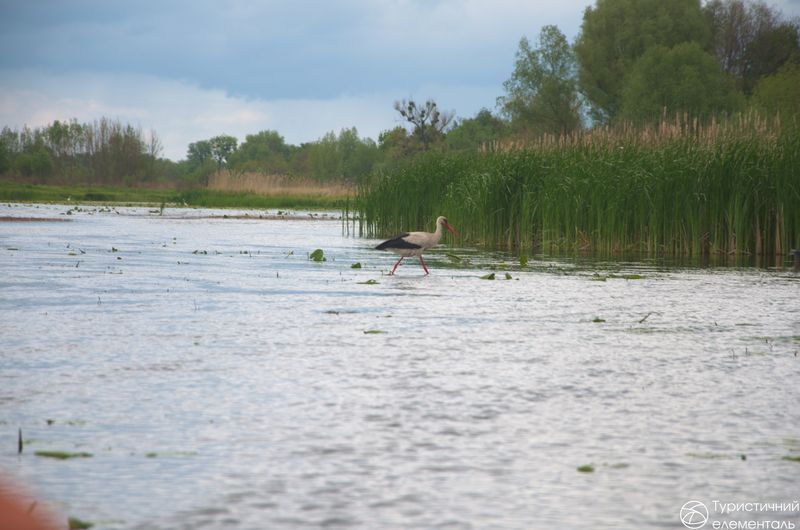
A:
[354,116,799,257]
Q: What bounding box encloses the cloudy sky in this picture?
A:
[1,0,799,160]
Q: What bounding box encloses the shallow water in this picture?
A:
[1,203,798,529]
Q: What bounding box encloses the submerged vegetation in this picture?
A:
[68,516,94,530]
[354,114,800,257]
[34,450,93,460]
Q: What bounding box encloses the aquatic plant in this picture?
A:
[145,451,198,458]
[35,450,93,460]
[354,113,799,257]
[68,516,94,529]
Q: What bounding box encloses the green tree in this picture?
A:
[309,131,340,180]
[185,140,215,185]
[288,143,313,177]
[620,42,743,122]
[337,127,378,183]
[498,25,582,135]
[307,128,378,182]
[377,126,414,163]
[187,140,212,167]
[0,137,10,174]
[575,0,711,123]
[232,130,290,174]
[209,135,238,172]
[704,0,800,94]
[752,62,800,117]
[393,99,454,151]
[742,24,800,94]
[446,109,507,151]
[14,147,53,179]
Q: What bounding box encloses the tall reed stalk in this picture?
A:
[354,113,799,257]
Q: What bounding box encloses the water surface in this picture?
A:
[1,203,798,529]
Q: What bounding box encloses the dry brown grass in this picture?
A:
[208,171,352,198]
[482,111,781,153]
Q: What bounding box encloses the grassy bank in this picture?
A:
[0,181,348,209]
[353,115,800,257]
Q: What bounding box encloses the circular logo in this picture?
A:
[680,500,709,529]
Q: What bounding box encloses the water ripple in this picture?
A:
[0,203,798,529]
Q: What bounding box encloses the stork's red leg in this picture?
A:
[390,256,404,275]
[419,255,429,275]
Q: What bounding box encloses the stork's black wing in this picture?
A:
[375,233,421,250]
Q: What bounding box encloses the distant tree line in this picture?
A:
[1,0,798,188]
[183,128,381,186]
[0,118,170,186]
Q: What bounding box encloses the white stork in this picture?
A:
[375,216,458,275]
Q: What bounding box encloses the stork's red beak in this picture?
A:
[445,222,457,237]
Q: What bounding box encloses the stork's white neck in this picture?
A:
[432,219,443,243]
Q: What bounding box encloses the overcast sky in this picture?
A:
[2,0,799,160]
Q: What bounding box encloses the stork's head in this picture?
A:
[437,216,457,236]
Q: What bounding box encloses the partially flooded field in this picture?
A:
[1,203,798,529]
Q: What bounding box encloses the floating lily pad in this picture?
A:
[363,330,386,334]
[577,464,594,473]
[309,249,326,262]
[351,262,362,268]
[592,317,606,323]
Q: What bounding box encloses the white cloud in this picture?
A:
[0,69,506,161]
[7,0,797,162]
[0,70,400,160]
[1,0,597,102]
